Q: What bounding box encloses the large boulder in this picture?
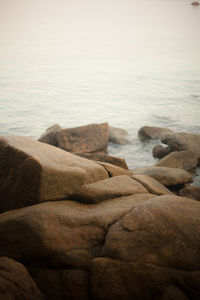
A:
[109,126,130,145]
[0,136,108,213]
[72,175,148,203]
[38,124,62,146]
[161,132,200,158]
[131,174,173,195]
[0,257,43,300]
[101,196,200,270]
[132,166,193,187]
[55,123,109,153]
[155,151,198,171]
[179,184,200,201]
[138,126,174,140]
[0,194,155,269]
[75,152,129,169]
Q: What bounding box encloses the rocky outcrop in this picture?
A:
[72,175,148,203]
[38,124,62,146]
[0,257,43,300]
[138,126,174,140]
[0,194,154,269]
[155,150,198,171]
[0,136,108,213]
[179,184,200,201]
[131,174,173,195]
[161,132,200,158]
[75,152,128,169]
[55,123,109,153]
[132,166,193,187]
[109,126,130,145]
[152,145,170,159]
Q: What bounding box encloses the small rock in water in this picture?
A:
[138,126,174,140]
[191,2,200,5]
[109,126,130,145]
[152,144,170,159]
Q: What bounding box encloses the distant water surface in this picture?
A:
[0,0,200,177]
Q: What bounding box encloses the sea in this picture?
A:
[0,0,200,183]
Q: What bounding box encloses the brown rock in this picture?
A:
[132,166,193,187]
[131,174,173,195]
[160,285,189,300]
[109,126,130,145]
[138,126,174,140]
[152,145,170,159]
[179,184,200,201]
[75,152,129,169]
[96,162,132,177]
[161,132,200,158]
[0,136,108,213]
[155,151,198,171]
[191,2,200,6]
[73,175,148,203]
[90,258,193,300]
[101,195,200,271]
[29,266,90,300]
[55,123,109,153]
[0,257,43,300]
[38,124,62,146]
[0,194,155,269]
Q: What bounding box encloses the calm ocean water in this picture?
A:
[0,0,200,182]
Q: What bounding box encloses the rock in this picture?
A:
[0,194,155,269]
[138,126,174,140]
[101,195,200,271]
[191,2,200,5]
[155,151,198,171]
[75,152,129,169]
[109,126,129,145]
[38,124,62,146]
[179,184,200,201]
[55,123,109,153]
[132,166,193,187]
[72,175,148,203]
[131,174,173,195]
[0,136,108,213]
[152,145,170,159]
[161,132,200,158]
[0,257,43,300]
[29,266,90,300]
[160,285,189,300]
[96,162,132,177]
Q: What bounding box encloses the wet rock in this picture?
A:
[152,145,170,159]
[38,124,62,146]
[132,166,193,187]
[155,151,198,171]
[0,136,108,213]
[191,2,200,5]
[96,161,132,177]
[29,265,90,300]
[75,152,129,169]
[0,257,43,300]
[101,195,200,270]
[138,126,174,140]
[161,132,200,159]
[109,126,130,145]
[179,184,200,201]
[72,175,148,203]
[131,174,173,195]
[0,194,155,269]
[55,123,109,154]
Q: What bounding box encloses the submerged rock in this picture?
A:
[0,257,43,300]
[56,123,109,154]
[0,135,108,213]
[132,166,193,187]
[109,126,130,145]
[138,126,174,140]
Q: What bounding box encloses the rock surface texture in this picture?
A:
[179,184,200,201]
[0,257,43,300]
[138,126,174,140]
[55,123,109,153]
[0,135,108,213]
